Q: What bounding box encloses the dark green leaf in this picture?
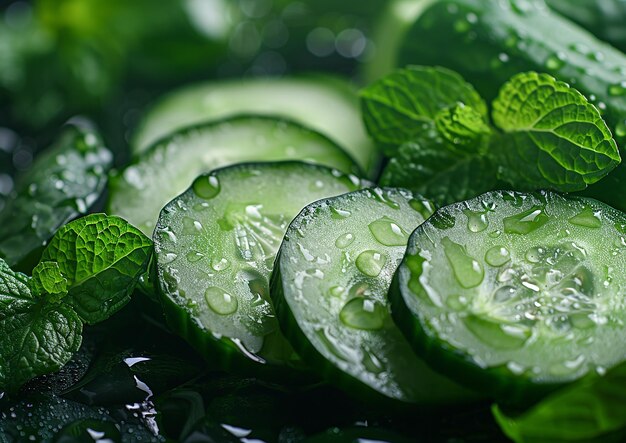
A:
[0,259,82,393]
[39,214,152,324]
[0,125,112,271]
[380,139,498,206]
[360,65,487,154]
[491,72,620,192]
[493,363,626,442]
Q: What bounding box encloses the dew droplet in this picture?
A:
[330,206,351,219]
[186,251,204,262]
[568,207,601,228]
[210,256,229,271]
[503,206,549,234]
[339,298,385,330]
[355,250,387,277]
[335,233,355,248]
[182,217,203,234]
[329,286,345,297]
[464,209,489,232]
[161,252,178,264]
[442,237,483,288]
[205,287,238,315]
[616,120,626,138]
[368,216,409,246]
[485,246,510,267]
[546,52,566,70]
[193,175,220,199]
[525,246,544,263]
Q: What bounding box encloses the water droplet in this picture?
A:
[335,233,355,248]
[330,206,351,219]
[329,286,345,297]
[368,216,409,246]
[503,206,549,234]
[161,252,178,264]
[493,285,516,302]
[464,209,489,232]
[339,298,385,330]
[186,251,204,262]
[485,246,510,267]
[182,217,203,234]
[568,207,602,228]
[355,250,387,277]
[193,175,220,199]
[616,120,626,138]
[546,52,566,70]
[205,287,238,315]
[211,257,230,271]
[525,246,544,263]
[442,237,483,288]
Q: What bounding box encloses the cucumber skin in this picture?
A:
[398,0,626,210]
[270,247,426,410]
[546,0,626,53]
[157,272,314,383]
[388,237,561,406]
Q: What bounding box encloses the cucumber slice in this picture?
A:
[108,115,359,235]
[132,76,380,178]
[271,188,474,404]
[154,162,366,370]
[391,190,626,403]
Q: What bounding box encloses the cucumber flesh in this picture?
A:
[272,187,474,404]
[132,76,380,178]
[108,115,358,235]
[154,162,366,369]
[391,190,626,403]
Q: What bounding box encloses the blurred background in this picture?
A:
[0,0,387,211]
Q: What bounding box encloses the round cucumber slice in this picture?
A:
[154,162,366,371]
[131,76,380,178]
[391,190,626,403]
[108,115,359,235]
[271,187,474,404]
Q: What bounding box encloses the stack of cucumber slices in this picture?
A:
[104,74,626,413]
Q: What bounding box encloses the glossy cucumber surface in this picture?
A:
[391,190,626,403]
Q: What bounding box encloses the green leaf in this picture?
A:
[39,214,152,324]
[435,103,492,155]
[31,261,68,301]
[380,138,498,206]
[493,363,626,442]
[491,72,620,192]
[0,259,82,393]
[360,65,487,154]
[0,124,112,272]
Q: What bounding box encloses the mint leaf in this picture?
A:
[493,363,626,442]
[491,72,620,191]
[38,214,152,324]
[0,124,112,271]
[361,65,487,154]
[380,139,497,206]
[435,103,491,155]
[31,261,68,301]
[0,260,82,393]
